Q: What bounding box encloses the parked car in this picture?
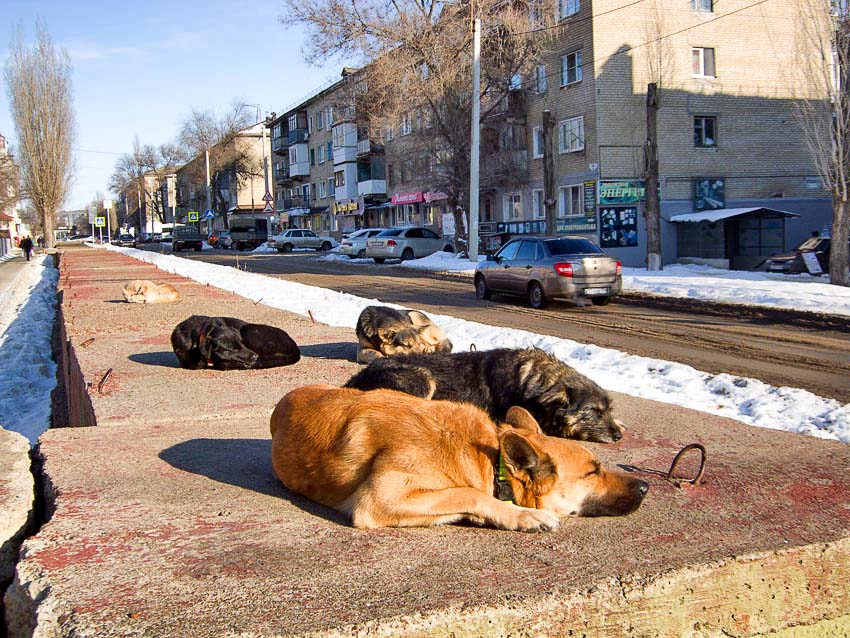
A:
[114,233,137,248]
[208,230,233,249]
[268,229,337,253]
[171,226,204,252]
[474,236,622,309]
[365,227,455,263]
[339,228,387,259]
[764,236,840,274]
[160,232,171,242]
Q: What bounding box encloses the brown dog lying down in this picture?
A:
[355,305,452,364]
[270,385,647,531]
[122,279,181,303]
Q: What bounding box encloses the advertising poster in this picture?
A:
[583,180,597,213]
[600,206,638,248]
[694,178,725,210]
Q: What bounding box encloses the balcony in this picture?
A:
[356,139,384,156]
[486,89,527,123]
[356,179,387,196]
[288,128,308,145]
[282,196,307,209]
[289,159,309,178]
[274,165,290,184]
[272,136,288,154]
[481,149,528,188]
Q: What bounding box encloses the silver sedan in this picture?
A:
[474,236,622,308]
[366,227,455,263]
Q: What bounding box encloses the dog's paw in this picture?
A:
[509,507,560,532]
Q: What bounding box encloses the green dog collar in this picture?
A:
[495,452,514,504]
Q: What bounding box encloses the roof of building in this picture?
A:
[669,207,801,223]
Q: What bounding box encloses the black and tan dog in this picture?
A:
[171,315,300,370]
[345,348,625,443]
[355,305,452,364]
[271,385,647,531]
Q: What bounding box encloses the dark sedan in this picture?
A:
[765,237,835,274]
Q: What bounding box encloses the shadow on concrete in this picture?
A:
[299,341,357,362]
[129,351,180,368]
[159,437,350,525]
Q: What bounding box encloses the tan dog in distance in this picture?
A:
[122,279,181,304]
[270,385,647,531]
[355,305,452,364]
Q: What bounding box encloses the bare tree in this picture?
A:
[0,144,22,215]
[794,0,850,286]
[282,0,549,247]
[3,23,75,249]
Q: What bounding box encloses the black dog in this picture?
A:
[345,348,624,443]
[171,315,300,370]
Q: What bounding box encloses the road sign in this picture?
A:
[262,201,274,213]
[205,209,215,219]
[262,191,273,202]
[188,211,199,222]
[94,216,106,228]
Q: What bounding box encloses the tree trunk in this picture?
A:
[830,196,849,286]
[542,110,557,235]
[644,83,662,271]
[43,207,56,249]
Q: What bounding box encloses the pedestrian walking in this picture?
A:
[37,235,44,249]
[20,236,33,261]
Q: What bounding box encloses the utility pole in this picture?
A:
[645,82,662,270]
[205,148,212,231]
[542,110,556,235]
[468,17,481,262]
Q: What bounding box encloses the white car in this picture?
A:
[339,228,387,259]
[268,229,338,253]
[365,227,455,263]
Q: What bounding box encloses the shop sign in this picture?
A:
[583,180,597,213]
[391,191,424,205]
[333,200,359,215]
[478,222,498,235]
[600,206,638,248]
[496,220,547,235]
[556,216,598,234]
[599,180,647,204]
[693,178,725,211]
[424,191,449,203]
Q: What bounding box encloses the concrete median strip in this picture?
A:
[4,246,850,637]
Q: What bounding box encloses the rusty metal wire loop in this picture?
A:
[619,443,706,489]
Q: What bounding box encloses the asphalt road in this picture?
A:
[146,245,850,403]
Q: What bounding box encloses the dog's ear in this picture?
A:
[406,310,431,327]
[377,327,396,343]
[505,406,542,434]
[500,431,557,494]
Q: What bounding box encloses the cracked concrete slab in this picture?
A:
[6,246,850,637]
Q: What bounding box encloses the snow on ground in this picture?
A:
[103,244,850,443]
[0,255,59,444]
[320,252,850,317]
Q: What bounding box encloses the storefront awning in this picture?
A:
[365,201,392,210]
[670,207,800,223]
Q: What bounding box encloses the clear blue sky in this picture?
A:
[0,0,338,210]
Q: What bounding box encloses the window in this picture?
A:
[558,0,579,20]
[289,147,298,164]
[559,116,585,153]
[328,177,335,196]
[496,240,520,261]
[509,73,522,90]
[694,116,717,147]
[318,181,326,198]
[273,123,283,138]
[503,193,522,220]
[559,185,582,216]
[516,240,539,261]
[334,170,345,187]
[310,148,315,166]
[560,50,582,86]
[318,145,326,163]
[691,0,712,11]
[308,115,314,134]
[327,141,333,161]
[332,126,345,148]
[402,115,412,135]
[302,184,310,200]
[532,127,544,159]
[386,126,394,142]
[288,115,298,130]
[692,47,716,77]
[310,183,317,200]
[422,228,438,239]
[535,65,547,93]
[532,189,545,218]
[529,3,544,28]
[317,111,324,130]
[327,107,334,125]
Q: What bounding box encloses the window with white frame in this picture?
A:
[559,116,585,153]
[529,2,544,28]
[691,0,712,11]
[327,107,334,125]
[692,47,716,77]
[503,193,522,220]
[558,0,579,20]
[532,127,544,159]
[509,73,522,90]
[308,115,314,134]
[559,185,582,216]
[402,115,412,135]
[288,115,298,130]
[318,180,326,198]
[318,145,326,163]
[302,184,310,201]
[334,170,345,187]
[316,110,324,130]
[694,116,717,147]
[532,189,545,218]
[386,126,394,142]
[560,50,582,86]
[535,65,547,93]
[289,147,298,164]
[328,177,335,196]
[332,126,345,148]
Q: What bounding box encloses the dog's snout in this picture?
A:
[610,429,623,442]
[637,480,649,496]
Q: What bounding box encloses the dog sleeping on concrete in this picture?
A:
[122,279,181,303]
[355,305,452,364]
[171,315,300,370]
[270,385,647,531]
[345,348,625,443]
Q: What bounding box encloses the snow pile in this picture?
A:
[0,255,59,443]
[103,244,850,443]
